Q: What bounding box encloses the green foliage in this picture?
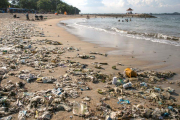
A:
[57,3,65,13]
[57,1,80,14]
[19,0,38,9]
[39,9,45,13]
[9,0,81,14]
[13,5,20,8]
[0,0,9,8]
[37,0,51,11]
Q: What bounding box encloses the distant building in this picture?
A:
[0,8,36,13]
[9,8,36,13]
[0,8,7,13]
[126,8,133,14]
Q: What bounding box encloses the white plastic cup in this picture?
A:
[112,77,117,85]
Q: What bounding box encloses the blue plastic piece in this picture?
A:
[117,99,130,104]
[154,87,161,92]
[163,112,169,117]
[168,106,173,110]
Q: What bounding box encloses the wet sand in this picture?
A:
[37,18,152,75]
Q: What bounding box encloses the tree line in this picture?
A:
[0,0,9,8]
[1,0,81,14]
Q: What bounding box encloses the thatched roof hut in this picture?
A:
[127,8,133,11]
[127,8,133,14]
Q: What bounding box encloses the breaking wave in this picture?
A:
[66,22,180,47]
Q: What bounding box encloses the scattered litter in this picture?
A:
[0,18,179,120]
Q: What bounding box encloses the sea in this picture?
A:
[60,15,180,46]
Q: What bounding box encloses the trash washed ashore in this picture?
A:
[0,18,180,120]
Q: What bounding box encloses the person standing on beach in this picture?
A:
[7,8,9,13]
[26,12,29,20]
[0,75,3,87]
[87,15,90,19]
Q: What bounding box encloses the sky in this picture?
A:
[62,0,180,13]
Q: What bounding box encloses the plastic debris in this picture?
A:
[112,77,117,85]
[18,110,27,120]
[117,99,130,104]
[73,102,90,117]
[123,82,133,89]
[123,68,137,78]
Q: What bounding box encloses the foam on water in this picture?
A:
[60,15,180,47]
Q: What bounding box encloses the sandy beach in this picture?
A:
[0,13,180,119]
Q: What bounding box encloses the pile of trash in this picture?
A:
[65,65,179,119]
[0,77,90,119]
[93,68,179,119]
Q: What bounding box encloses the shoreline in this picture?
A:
[58,17,180,76]
[38,16,180,86]
[53,16,180,101]
[0,14,180,119]
[48,18,153,69]
[46,16,180,92]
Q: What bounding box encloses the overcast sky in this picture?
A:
[62,0,180,13]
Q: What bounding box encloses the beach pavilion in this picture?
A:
[127,8,133,14]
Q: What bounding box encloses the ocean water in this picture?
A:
[60,15,180,46]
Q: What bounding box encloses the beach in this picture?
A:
[0,13,180,119]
